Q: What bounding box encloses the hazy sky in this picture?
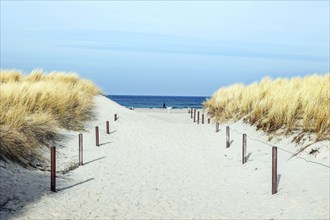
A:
[1,1,329,96]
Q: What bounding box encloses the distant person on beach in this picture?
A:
[163,102,166,109]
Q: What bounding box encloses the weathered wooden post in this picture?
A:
[106,121,110,134]
[193,109,196,122]
[208,118,210,124]
[191,108,193,118]
[216,123,219,132]
[202,114,204,124]
[95,126,99,147]
[272,146,278,194]
[50,146,56,192]
[114,114,117,121]
[226,126,230,148]
[79,134,83,166]
[197,111,200,124]
[242,134,247,164]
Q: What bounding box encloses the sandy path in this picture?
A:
[1,96,329,219]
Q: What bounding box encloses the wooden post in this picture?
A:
[114,114,117,121]
[242,134,247,164]
[191,108,193,118]
[106,121,110,134]
[226,126,230,148]
[216,123,219,132]
[197,111,200,124]
[272,146,278,194]
[50,146,56,192]
[79,134,83,166]
[95,126,99,147]
[193,109,196,122]
[208,118,210,124]
[202,114,204,124]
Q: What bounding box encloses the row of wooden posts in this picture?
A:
[51,110,278,195]
[50,113,118,192]
[189,108,278,195]
[190,108,211,124]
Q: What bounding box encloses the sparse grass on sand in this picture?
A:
[0,69,100,167]
[204,74,330,143]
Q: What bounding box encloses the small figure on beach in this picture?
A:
[163,102,166,109]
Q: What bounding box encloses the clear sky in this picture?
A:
[1,1,329,96]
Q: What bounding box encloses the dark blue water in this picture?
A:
[106,95,209,109]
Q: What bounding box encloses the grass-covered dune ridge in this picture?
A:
[0,69,100,167]
[204,74,330,141]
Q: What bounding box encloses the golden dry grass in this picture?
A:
[0,69,100,167]
[204,74,330,141]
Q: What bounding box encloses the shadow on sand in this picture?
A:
[0,164,53,220]
[83,157,106,166]
[99,142,112,146]
[229,140,234,147]
[277,174,281,191]
[246,153,252,162]
[57,178,94,192]
[0,160,96,219]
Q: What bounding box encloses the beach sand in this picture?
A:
[0,95,329,219]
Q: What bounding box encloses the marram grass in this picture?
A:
[204,74,330,141]
[0,69,100,167]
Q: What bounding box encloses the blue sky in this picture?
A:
[1,1,329,96]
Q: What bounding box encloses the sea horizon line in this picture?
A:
[105,94,211,98]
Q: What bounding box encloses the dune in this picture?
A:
[0,95,329,219]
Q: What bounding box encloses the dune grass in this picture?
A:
[204,74,330,142]
[0,69,100,167]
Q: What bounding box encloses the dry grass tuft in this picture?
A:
[0,69,100,167]
[0,69,23,83]
[204,74,330,141]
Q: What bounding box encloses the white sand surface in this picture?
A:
[1,95,329,219]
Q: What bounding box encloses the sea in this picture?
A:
[106,95,210,109]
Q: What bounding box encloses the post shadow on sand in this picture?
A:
[277,174,281,191]
[246,152,252,162]
[0,165,68,220]
[99,142,112,146]
[99,130,116,146]
[83,156,106,166]
[57,178,94,192]
[229,140,234,147]
[109,130,116,135]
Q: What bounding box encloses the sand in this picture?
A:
[0,95,329,219]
